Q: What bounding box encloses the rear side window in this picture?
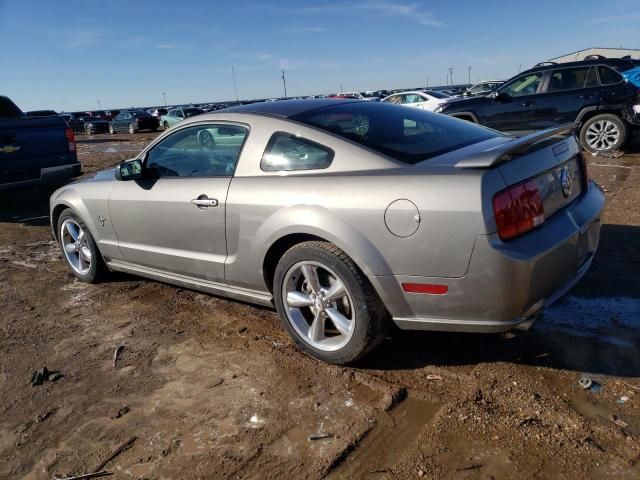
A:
[598,66,623,85]
[261,132,334,171]
[548,67,598,92]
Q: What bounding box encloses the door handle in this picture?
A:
[522,101,535,107]
[191,196,218,208]
[579,94,595,99]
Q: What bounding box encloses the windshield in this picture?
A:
[291,102,499,165]
[130,111,150,117]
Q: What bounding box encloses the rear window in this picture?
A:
[426,91,449,99]
[291,102,499,164]
[184,108,204,117]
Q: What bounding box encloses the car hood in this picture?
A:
[440,95,492,111]
[77,167,117,184]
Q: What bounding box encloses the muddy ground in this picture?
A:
[0,131,639,480]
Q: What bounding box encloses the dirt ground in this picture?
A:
[1,131,639,480]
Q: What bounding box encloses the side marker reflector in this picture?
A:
[402,283,448,295]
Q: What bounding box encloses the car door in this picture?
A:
[108,122,249,283]
[113,113,124,132]
[484,71,544,133]
[528,66,600,130]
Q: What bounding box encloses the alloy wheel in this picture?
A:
[585,120,620,151]
[60,219,92,275]
[128,124,135,134]
[282,261,355,351]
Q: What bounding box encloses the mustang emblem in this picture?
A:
[560,167,572,198]
[0,145,20,154]
[97,215,106,226]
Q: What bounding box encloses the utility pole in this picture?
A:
[97,100,101,110]
[340,83,343,92]
[281,70,288,98]
[467,66,471,86]
[231,66,239,101]
[426,74,429,88]
[448,67,454,86]
[162,92,166,107]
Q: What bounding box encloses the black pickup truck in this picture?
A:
[1,95,81,191]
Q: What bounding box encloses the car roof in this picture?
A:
[521,58,639,75]
[223,98,362,118]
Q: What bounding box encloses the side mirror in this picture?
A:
[115,159,143,181]
[494,91,510,102]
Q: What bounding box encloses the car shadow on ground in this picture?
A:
[0,189,51,226]
[78,136,133,144]
[358,223,640,378]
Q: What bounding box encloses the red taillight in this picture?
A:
[65,128,76,152]
[402,283,449,295]
[493,179,545,241]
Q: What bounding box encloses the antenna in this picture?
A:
[281,70,288,98]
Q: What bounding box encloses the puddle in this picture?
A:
[569,392,640,437]
[327,397,439,479]
[539,296,640,347]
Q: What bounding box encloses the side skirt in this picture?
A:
[107,259,274,308]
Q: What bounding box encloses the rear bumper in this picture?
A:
[0,162,81,191]
[372,181,605,333]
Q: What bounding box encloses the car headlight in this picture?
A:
[633,104,640,114]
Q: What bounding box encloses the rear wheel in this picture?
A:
[580,114,627,154]
[128,123,135,134]
[109,124,114,135]
[273,241,387,365]
[57,210,107,283]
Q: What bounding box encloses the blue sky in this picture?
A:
[1,0,638,111]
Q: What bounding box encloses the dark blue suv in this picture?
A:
[436,58,640,154]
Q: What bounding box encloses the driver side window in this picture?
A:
[501,73,543,97]
[145,124,248,178]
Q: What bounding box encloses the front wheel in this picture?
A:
[163,121,169,130]
[273,241,387,365]
[580,114,627,154]
[109,124,114,135]
[128,123,135,134]
[57,210,107,283]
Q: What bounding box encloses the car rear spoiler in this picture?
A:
[455,122,579,168]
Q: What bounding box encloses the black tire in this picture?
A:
[57,209,107,283]
[151,127,158,132]
[273,241,388,365]
[580,114,627,154]
[163,121,169,130]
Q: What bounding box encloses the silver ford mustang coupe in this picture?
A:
[50,99,604,364]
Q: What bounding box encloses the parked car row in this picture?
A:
[436,57,640,153]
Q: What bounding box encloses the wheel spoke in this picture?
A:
[78,231,85,243]
[64,243,77,254]
[286,291,313,308]
[324,279,346,301]
[65,222,79,241]
[308,311,325,342]
[325,308,351,336]
[80,247,92,263]
[301,264,321,294]
[78,251,85,270]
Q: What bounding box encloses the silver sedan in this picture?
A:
[50,99,605,364]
